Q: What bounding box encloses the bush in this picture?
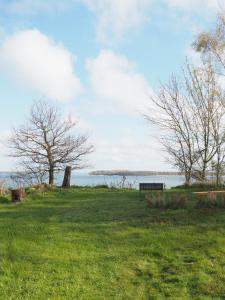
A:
[0,180,8,196]
[196,193,225,209]
[25,187,36,194]
[69,185,110,189]
[166,194,188,209]
[172,182,225,190]
[0,196,10,204]
[191,182,225,190]
[93,185,109,189]
[146,192,188,210]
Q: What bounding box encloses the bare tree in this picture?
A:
[145,75,198,186]
[145,63,225,186]
[185,64,225,182]
[210,101,225,185]
[8,100,94,185]
[193,14,225,184]
[10,162,48,188]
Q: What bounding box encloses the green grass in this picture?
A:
[0,188,225,299]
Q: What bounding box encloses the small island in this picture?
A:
[89,170,184,176]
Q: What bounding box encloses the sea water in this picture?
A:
[0,172,185,189]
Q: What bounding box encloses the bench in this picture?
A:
[139,183,164,192]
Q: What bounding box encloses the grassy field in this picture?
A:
[0,188,225,299]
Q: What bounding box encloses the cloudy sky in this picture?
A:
[0,0,222,172]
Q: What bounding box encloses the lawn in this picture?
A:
[0,188,225,299]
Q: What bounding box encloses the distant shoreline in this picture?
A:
[89,170,184,176]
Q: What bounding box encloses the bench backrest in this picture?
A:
[139,183,164,191]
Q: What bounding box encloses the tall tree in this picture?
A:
[194,16,225,182]
[145,63,225,185]
[185,64,225,182]
[145,75,197,186]
[9,100,94,185]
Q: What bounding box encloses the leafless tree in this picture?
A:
[210,99,225,185]
[8,100,94,185]
[145,63,225,186]
[193,14,225,184]
[10,162,48,188]
[145,75,198,186]
[185,64,225,182]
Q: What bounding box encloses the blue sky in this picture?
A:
[0,0,221,171]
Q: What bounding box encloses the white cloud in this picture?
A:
[89,128,170,171]
[86,50,153,113]
[168,0,221,12]
[4,0,154,43]
[81,0,153,43]
[0,29,82,102]
[5,0,70,14]
[2,0,222,44]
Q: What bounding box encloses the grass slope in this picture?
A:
[0,188,225,299]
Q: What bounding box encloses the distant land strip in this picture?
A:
[89,170,184,176]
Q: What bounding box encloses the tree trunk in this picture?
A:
[185,171,191,187]
[216,155,222,187]
[216,165,221,187]
[216,173,219,187]
[49,168,54,185]
[62,166,72,188]
[201,163,207,183]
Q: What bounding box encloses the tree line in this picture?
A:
[145,15,225,186]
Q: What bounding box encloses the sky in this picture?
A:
[0,0,222,172]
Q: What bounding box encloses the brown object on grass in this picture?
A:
[11,189,26,203]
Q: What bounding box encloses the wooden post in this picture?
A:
[11,188,26,203]
[62,166,72,188]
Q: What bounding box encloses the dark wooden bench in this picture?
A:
[139,183,164,192]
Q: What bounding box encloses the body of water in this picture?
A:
[0,172,185,189]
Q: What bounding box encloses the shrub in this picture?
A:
[0,196,10,204]
[32,184,48,191]
[93,185,109,189]
[172,182,225,190]
[0,180,8,195]
[166,194,188,209]
[193,182,225,190]
[196,193,225,209]
[146,192,188,210]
